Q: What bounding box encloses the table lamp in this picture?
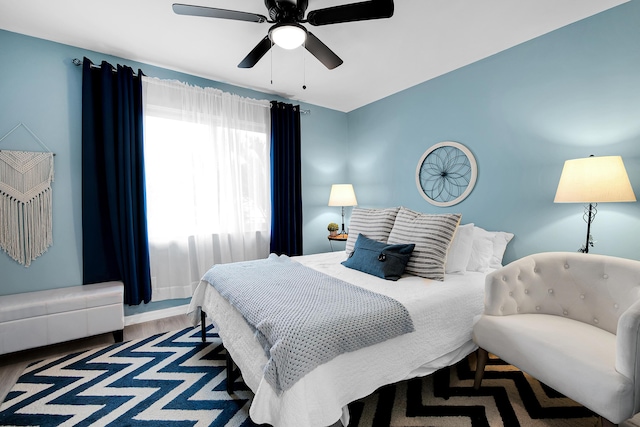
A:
[328,184,357,236]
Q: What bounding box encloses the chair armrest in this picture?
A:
[617,298,640,414]
[483,268,520,316]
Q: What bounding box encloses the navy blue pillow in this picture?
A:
[342,234,415,281]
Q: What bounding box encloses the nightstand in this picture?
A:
[328,234,348,251]
[328,234,348,241]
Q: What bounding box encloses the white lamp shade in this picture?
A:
[554,155,636,203]
[328,184,358,206]
[270,24,306,50]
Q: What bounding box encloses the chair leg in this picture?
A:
[600,416,617,427]
[474,347,488,390]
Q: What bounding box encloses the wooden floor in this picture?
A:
[0,314,192,405]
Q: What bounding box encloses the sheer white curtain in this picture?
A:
[142,77,271,301]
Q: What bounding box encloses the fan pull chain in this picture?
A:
[270,46,273,85]
[302,41,307,90]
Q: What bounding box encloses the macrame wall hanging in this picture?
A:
[0,123,55,267]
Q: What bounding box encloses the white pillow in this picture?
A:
[466,229,494,273]
[345,207,400,255]
[488,231,514,268]
[466,226,515,271]
[387,207,461,281]
[445,223,475,274]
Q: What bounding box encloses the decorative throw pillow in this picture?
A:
[445,223,475,274]
[387,207,461,281]
[345,207,400,256]
[342,234,415,281]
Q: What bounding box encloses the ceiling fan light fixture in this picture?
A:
[270,23,307,49]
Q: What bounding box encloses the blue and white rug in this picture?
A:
[1,326,599,427]
[0,326,257,427]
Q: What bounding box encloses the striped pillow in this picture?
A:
[387,207,461,280]
[345,207,400,255]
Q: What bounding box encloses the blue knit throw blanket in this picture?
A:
[202,254,415,393]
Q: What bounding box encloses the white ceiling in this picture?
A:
[0,0,628,112]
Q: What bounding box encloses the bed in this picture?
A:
[187,207,514,427]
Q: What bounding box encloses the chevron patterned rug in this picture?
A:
[0,326,599,427]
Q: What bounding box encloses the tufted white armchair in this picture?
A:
[473,252,640,426]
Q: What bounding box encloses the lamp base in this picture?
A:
[578,203,597,253]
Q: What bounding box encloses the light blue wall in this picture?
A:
[346,1,640,264]
[301,107,349,255]
[2,0,639,315]
[0,29,347,310]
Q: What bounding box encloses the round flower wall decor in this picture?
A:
[415,141,477,207]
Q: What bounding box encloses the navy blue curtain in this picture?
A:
[270,101,303,256]
[81,57,152,305]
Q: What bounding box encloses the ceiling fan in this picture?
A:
[172,0,394,70]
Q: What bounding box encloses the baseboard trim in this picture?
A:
[124,304,190,326]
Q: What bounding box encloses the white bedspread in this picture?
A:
[188,251,488,427]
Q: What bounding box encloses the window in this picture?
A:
[142,77,271,301]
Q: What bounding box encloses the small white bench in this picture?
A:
[0,281,124,355]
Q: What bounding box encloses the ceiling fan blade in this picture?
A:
[305,32,343,70]
[238,36,273,68]
[172,4,268,23]
[306,0,393,26]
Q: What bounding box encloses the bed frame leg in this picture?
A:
[433,365,451,399]
[200,310,207,342]
[474,347,488,390]
[200,309,240,395]
[226,351,236,394]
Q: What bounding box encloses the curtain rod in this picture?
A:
[73,58,310,114]
[72,58,142,76]
[72,57,108,69]
[272,103,310,115]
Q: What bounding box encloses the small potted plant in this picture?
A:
[327,222,339,237]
